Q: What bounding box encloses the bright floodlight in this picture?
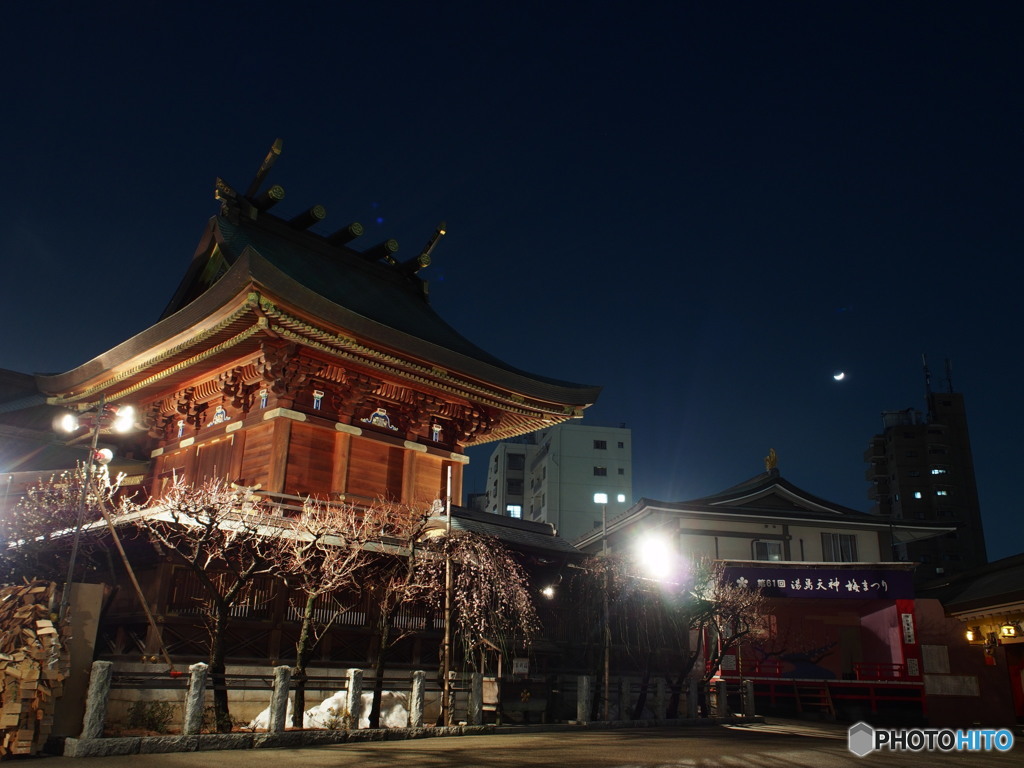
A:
[59,413,80,433]
[541,586,555,599]
[593,492,608,505]
[617,493,626,503]
[637,535,675,581]
[113,405,135,433]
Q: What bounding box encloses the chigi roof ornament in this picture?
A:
[215,139,448,279]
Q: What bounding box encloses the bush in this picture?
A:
[126,701,176,734]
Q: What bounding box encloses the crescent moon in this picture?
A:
[833,371,846,381]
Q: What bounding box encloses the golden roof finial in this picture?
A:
[764,448,778,471]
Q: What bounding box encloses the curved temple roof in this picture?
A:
[27,188,599,446]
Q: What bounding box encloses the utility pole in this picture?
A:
[441,466,453,725]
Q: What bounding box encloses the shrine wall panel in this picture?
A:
[152,448,190,499]
[284,422,335,496]
[194,435,235,484]
[411,453,445,506]
[239,423,275,489]
[347,438,404,501]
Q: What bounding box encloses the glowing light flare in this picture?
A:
[636,535,678,582]
[113,405,135,433]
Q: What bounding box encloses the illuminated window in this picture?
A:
[822,533,858,562]
[936,490,949,496]
[913,492,923,499]
[506,505,522,519]
[754,541,782,561]
[931,467,948,475]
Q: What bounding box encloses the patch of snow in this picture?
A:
[248,690,409,730]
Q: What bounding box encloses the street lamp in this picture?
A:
[56,396,135,623]
[593,492,610,721]
[636,535,677,582]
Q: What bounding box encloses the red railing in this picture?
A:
[707,658,784,678]
[753,678,926,716]
[854,662,906,680]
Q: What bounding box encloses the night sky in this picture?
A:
[2,3,1020,560]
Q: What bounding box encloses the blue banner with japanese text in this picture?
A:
[722,565,914,599]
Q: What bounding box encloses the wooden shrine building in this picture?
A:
[5,144,599,510]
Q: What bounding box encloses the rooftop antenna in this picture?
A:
[945,358,954,393]
[245,138,284,198]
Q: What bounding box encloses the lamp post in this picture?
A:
[57,396,134,623]
[593,492,610,721]
[441,466,453,726]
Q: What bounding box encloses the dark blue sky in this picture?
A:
[2,2,1020,559]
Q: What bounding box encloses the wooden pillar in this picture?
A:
[402,449,419,506]
[227,427,246,484]
[332,430,352,496]
[267,418,292,493]
[448,459,464,506]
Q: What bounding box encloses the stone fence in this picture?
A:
[62,662,758,757]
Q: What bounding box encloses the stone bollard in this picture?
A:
[576,675,594,724]
[686,680,698,719]
[468,673,483,725]
[741,679,756,717]
[183,662,209,735]
[344,668,363,729]
[713,680,728,716]
[80,660,113,739]
[268,665,292,732]
[654,678,667,720]
[410,670,425,727]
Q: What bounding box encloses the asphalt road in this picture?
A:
[41,721,1022,767]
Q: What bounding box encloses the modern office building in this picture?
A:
[483,423,632,542]
[865,369,987,581]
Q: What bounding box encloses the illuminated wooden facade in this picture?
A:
[31,151,600,507]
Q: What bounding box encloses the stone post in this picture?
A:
[467,673,483,725]
[344,668,363,729]
[80,660,113,739]
[741,679,756,717]
[654,677,666,720]
[576,675,593,724]
[685,680,698,719]
[409,670,425,727]
[713,680,728,716]
[268,665,292,732]
[183,662,209,735]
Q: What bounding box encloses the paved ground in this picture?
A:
[41,719,1021,767]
